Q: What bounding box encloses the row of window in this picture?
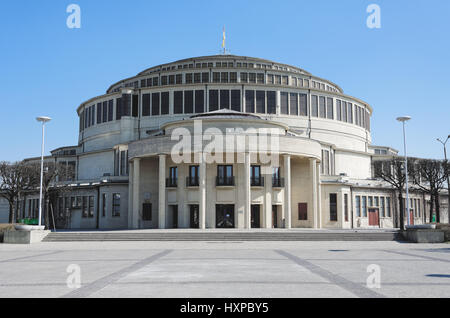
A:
[403,198,422,218]
[80,90,370,131]
[166,165,283,188]
[355,195,392,218]
[120,71,337,92]
[55,194,121,218]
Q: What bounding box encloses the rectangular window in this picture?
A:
[176,74,183,84]
[380,197,385,217]
[202,72,209,83]
[102,193,106,217]
[161,92,169,115]
[249,73,256,83]
[195,90,204,113]
[344,194,349,222]
[266,74,273,84]
[184,91,194,114]
[120,150,127,176]
[102,101,108,123]
[298,203,308,221]
[319,96,326,118]
[213,72,220,83]
[362,196,367,217]
[173,91,183,114]
[347,103,353,123]
[326,97,334,119]
[161,75,168,86]
[91,106,95,126]
[132,95,139,117]
[230,90,241,112]
[121,94,131,117]
[116,98,122,120]
[386,197,391,217]
[342,102,348,122]
[97,103,102,124]
[217,165,234,186]
[336,100,342,121]
[257,73,264,84]
[168,75,175,85]
[150,93,159,116]
[245,90,255,113]
[185,73,193,84]
[311,95,318,117]
[108,100,114,122]
[82,196,88,218]
[330,194,337,221]
[250,165,262,187]
[356,196,361,217]
[280,92,289,115]
[266,91,276,114]
[220,90,230,109]
[112,193,120,217]
[256,91,268,114]
[230,72,237,83]
[194,73,201,84]
[142,93,151,116]
[299,94,308,116]
[168,167,178,187]
[241,72,248,83]
[89,196,94,218]
[221,72,229,83]
[321,150,330,175]
[209,90,219,111]
[188,165,199,187]
[290,93,298,116]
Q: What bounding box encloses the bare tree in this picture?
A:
[26,161,73,229]
[412,159,448,223]
[373,158,415,229]
[0,161,39,223]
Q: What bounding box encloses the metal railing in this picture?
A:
[165,178,178,188]
[272,177,285,188]
[216,176,235,186]
[186,176,199,187]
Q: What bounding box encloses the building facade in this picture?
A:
[6,55,445,229]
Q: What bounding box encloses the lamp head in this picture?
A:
[36,116,52,123]
[396,116,411,123]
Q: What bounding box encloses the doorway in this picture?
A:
[190,205,199,229]
[272,205,279,228]
[168,205,178,229]
[251,205,261,228]
[368,208,380,226]
[216,205,235,228]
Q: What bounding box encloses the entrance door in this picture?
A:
[368,208,380,226]
[409,209,415,226]
[169,205,178,229]
[216,205,235,228]
[190,205,199,229]
[272,205,278,228]
[251,205,261,228]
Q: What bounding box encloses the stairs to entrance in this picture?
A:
[43,230,402,242]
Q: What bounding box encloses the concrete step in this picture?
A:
[43,231,401,242]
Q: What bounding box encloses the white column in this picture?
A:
[158,155,166,229]
[264,172,272,229]
[284,155,291,229]
[311,159,318,229]
[199,157,206,229]
[132,158,140,229]
[128,161,134,229]
[244,152,251,229]
[317,162,322,228]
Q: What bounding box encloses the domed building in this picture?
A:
[16,55,429,229]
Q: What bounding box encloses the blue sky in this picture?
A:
[0,0,449,162]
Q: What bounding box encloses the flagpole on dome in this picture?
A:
[222,26,227,55]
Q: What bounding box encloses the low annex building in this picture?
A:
[5,55,446,229]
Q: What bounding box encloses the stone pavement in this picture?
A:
[0,241,449,298]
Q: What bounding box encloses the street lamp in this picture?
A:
[437,135,450,224]
[397,116,411,228]
[36,116,51,228]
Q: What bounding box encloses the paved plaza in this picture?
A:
[0,240,449,298]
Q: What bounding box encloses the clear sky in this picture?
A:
[0,0,449,162]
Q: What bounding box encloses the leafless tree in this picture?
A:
[0,161,39,223]
[412,159,448,223]
[373,158,415,229]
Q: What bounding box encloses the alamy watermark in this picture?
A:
[66,264,81,289]
[66,4,81,29]
[366,264,381,289]
[170,120,280,174]
[366,4,381,29]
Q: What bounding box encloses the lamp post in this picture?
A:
[437,135,450,224]
[36,116,51,227]
[397,116,411,228]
